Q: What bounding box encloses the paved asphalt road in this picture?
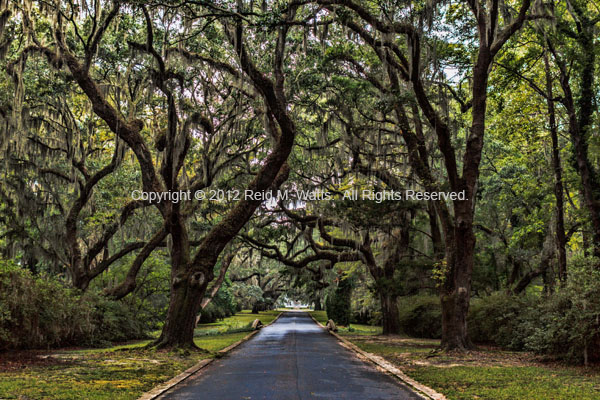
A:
[159,312,422,400]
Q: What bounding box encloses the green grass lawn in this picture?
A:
[0,310,280,400]
[409,365,600,400]
[309,310,328,325]
[342,334,600,400]
[194,309,281,335]
[7,308,596,400]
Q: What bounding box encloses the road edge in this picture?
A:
[308,313,447,400]
[137,311,284,400]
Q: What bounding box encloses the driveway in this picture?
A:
[159,312,422,399]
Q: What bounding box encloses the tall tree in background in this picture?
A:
[543,0,600,259]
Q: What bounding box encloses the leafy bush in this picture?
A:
[81,292,146,346]
[198,302,225,324]
[350,283,380,325]
[523,257,600,363]
[0,259,146,350]
[368,310,382,326]
[326,278,352,326]
[468,291,538,349]
[198,282,238,323]
[113,254,171,331]
[468,257,600,364]
[397,295,442,338]
[397,293,535,344]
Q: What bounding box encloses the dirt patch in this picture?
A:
[345,334,437,347]
[348,335,545,368]
[411,349,533,368]
[0,350,77,371]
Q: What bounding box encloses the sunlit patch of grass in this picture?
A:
[352,340,433,356]
[194,310,280,335]
[308,310,328,325]
[0,330,262,399]
[307,311,381,335]
[67,340,153,355]
[194,331,250,352]
[339,324,382,336]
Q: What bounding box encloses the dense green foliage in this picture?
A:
[397,295,442,339]
[523,257,600,363]
[0,259,146,349]
[326,278,352,326]
[468,292,537,349]
[198,284,238,324]
[398,258,600,363]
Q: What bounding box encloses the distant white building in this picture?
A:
[281,297,309,308]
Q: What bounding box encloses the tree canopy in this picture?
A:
[1,0,599,361]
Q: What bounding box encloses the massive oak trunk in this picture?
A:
[440,202,476,350]
[380,292,401,335]
[155,211,199,349]
[157,263,210,348]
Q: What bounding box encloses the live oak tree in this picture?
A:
[0,22,153,288]
[2,0,306,349]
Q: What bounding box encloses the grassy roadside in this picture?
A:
[309,310,329,325]
[308,311,600,400]
[194,309,280,335]
[309,310,382,335]
[0,310,279,400]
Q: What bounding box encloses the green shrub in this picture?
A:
[350,283,380,325]
[397,295,441,338]
[199,283,237,323]
[199,301,234,323]
[468,291,538,349]
[368,310,382,326]
[81,292,146,346]
[523,257,600,363]
[326,278,352,326]
[467,257,600,364]
[0,259,146,350]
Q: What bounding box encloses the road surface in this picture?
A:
[159,312,422,399]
